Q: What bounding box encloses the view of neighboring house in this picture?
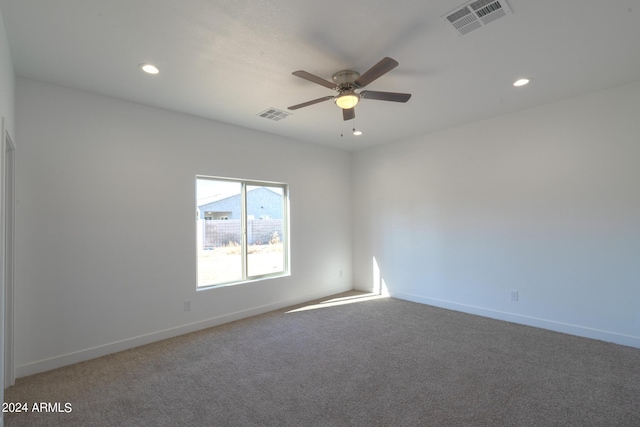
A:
[197,187,284,248]
[197,187,283,221]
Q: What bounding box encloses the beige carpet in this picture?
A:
[5,292,640,426]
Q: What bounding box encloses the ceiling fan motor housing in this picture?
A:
[332,70,361,109]
[332,70,360,88]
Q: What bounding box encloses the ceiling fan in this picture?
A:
[288,57,411,121]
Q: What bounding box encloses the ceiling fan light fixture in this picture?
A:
[335,92,360,109]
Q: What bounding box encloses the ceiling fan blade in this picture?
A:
[354,57,399,88]
[288,96,334,110]
[342,107,355,121]
[360,90,412,103]
[292,71,337,89]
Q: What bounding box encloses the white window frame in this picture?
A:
[196,175,290,289]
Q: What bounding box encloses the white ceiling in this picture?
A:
[1,0,639,150]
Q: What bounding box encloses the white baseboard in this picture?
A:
[393,291,640,349]
[16,285,351,378]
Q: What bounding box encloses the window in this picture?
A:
[196,176,289,288]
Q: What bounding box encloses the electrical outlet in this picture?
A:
[510,290,519,301]
[184,300,191,311]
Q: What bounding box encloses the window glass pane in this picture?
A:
[196,176,288,288]
[246,184,285,277]
[197,179,243,286]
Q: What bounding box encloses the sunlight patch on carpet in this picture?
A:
[286,293,388,313]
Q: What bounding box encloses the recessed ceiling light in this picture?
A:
[139,63,160,75]
[513,78,530,87]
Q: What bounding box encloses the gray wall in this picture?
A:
[353,81,640,348]
[0,10,14,135]
[14,78,352,376]
[0,8,16,418]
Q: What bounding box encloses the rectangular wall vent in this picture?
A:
[442,0,512,36]
[258,108,291,122]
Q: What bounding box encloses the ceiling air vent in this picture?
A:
[442,0,512,36]
[258,108,291,122]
